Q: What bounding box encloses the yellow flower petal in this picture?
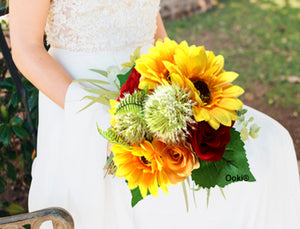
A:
[215,72,239,86]
[217,98,243,110]
[210,107,232,127]
[208,117,220,130]
[222,85,244,97]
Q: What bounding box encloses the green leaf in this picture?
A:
[191,128,256,189]
[0,104,8,121]
[73,78,110,85]
[0,78,14,90]
[103,152,114,170]
[6,162,17,181]
[7,203,25,214]
[115,89,147,115]
[0,124,11,146]
[121,47,141,68]
[0,177,7,194]
[12,125,30,140]
[97,125,128,146]
[206,188,210,208]
[182,180,189,212]
[249,123,260,139]
[129,185,151,207]
[11,91,20,108]
[117,67,133,88]
[82,88,119,98]
[10,116,23,126]
[89,69,109,78]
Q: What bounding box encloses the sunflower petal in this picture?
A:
[222,85,245,97]
[210,107,232,127]
[217,98,243,110]
[215,72,239,86]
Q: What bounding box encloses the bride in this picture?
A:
[9,0,300,228]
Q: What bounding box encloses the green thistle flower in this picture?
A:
[114,112,146,145]
[113,90,147,145]
[144,84,195,143]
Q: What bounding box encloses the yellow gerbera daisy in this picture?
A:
[111,140,170,198]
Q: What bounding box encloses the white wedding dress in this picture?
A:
[28,0,300,228]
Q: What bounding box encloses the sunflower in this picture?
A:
[111,140,170,198]
[135,38,179,90]
[136,39,244,129]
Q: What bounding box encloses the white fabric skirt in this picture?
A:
[28,46,300,229]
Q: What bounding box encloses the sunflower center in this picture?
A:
[194,80,211,103]
[166,71,171,83]
[140,156,151,166]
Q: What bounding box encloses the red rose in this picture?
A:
[117,68,141,101]
[188,121,233,161]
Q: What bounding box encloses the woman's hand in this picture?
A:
[9,0,73,109]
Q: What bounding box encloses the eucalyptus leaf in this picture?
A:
[249,123,260,139]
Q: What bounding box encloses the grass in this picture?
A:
[164,0,300,113]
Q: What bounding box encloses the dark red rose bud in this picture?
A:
[117,68,141,101]
[188,121,233,161]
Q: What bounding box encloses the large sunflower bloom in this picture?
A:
[111,140,170,198]
[135,38,179,89]
[136,39,244,129]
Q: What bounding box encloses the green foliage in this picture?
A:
[130,185,150,207]
[115,89,147,115]
[191,128,256,189]
[97,125,128,146]
[237,109,261,141]
[117,67,133,88]
[121,47,141,68]
[0,69,38,214]
[115,89,147,114]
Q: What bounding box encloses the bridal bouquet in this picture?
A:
[78,38,259,208]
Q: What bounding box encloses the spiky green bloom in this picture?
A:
[114,112,146,145]
[113,90,148,145]
[144,84,195,143]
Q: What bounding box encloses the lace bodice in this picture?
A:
[45,0,160,52]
